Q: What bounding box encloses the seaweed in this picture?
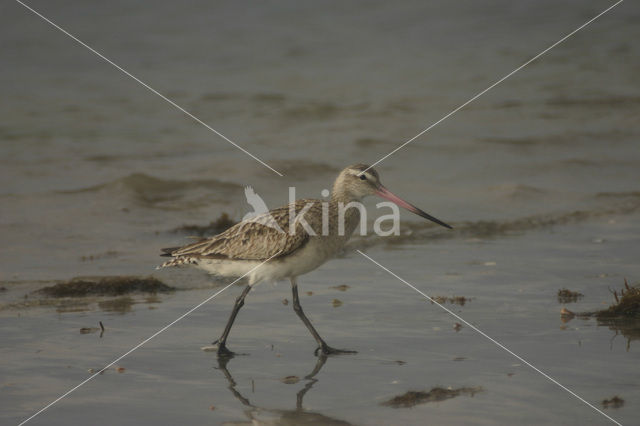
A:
[37,276,174,297]
[596,280,640,318]
[563,280,640,348]
[557,288,584,304]
[381,386,482,408]
[601,396,624,409]
[431,296,470,306]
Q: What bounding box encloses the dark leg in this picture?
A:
[213,284,251,357]
[290,278,356,356]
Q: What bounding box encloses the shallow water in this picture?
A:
[2,219,640,425]
[1,0,639,424]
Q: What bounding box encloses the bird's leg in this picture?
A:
[290,278,356,356]
[213,284,252,357]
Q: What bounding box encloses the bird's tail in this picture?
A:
[156,256,199,270]
[160,247,180,257]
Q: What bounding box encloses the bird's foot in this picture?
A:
[314,343,357,356]
[212,339,236,358]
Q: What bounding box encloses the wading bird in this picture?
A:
[160,164,451,356]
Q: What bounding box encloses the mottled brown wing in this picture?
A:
[171,199,322,261]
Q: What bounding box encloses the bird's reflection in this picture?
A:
[214,355,353,425]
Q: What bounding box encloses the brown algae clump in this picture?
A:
[381,386,482,408]
[563,280,640,348]
[601,396,624,409]
[597,280,640,318]
[37,276,174,297]
[557,288,584,303]
[431,296,470,306]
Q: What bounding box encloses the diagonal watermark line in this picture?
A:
[18,252,281,426]
[357,250,622,426]
[14,0,283,177]
[363,0,624,173]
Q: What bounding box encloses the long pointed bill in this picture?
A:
[376,186,453,229]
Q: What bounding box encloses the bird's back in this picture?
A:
[161,199,322,265]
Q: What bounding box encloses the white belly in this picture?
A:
[196,237,341,285]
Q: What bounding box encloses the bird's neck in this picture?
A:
[328,186,362,238]
[330,183,360,205]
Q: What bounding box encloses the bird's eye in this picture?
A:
[359,174,366,180]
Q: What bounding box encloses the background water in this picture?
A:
[1,0,639,424]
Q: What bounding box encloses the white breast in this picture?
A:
[195,235,345,285]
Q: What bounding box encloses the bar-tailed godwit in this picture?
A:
[160,164,451,356]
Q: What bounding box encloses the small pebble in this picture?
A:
[560,307,575,319]
[331,285,350,292]
[281,375,300,384]
[332,299,343,307]
[116,367,125,373]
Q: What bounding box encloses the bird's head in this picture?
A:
[333,164,452,229]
